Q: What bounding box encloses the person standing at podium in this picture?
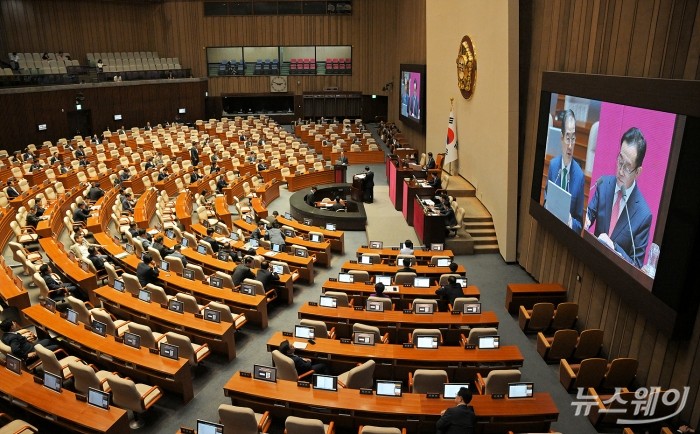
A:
[363,166,374,203]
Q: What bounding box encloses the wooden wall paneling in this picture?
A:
[627,0,655,77]
[685,5,700,79]
[618,305,638,357]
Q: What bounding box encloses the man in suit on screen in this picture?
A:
[545,109,585,232]
[585,127,652,268]
[409,79,419,118]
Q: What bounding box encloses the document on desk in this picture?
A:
[115,252,129,259]
[293,342,308,350]
[419,182,431,188]
[264,251,278,257]
[147,229,159,236]
[384,286,399,293]
[217,237,233,244]
[423,199,435,206]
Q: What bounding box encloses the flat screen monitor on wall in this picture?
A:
[529,72,700,338]
[399,64,426,131]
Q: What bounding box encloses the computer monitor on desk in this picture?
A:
[416,335,439,349]
[369,241,383,249]
[338,273,353,283]
[478,335,500,349]
[443,383,470,399]
[196,419,224,434]
[88,388,111,410]
[313,374,338,391]
[253,364,277,383]
[375,275,392,286]
[414,277,431,288]
[294,325,315,340]
[319,295,337,308]
[508,382,534,399]
[325,223,336,231]
[376,380,403,397]
[354,332,375,346]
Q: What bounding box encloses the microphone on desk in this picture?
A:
[584,178,604,230]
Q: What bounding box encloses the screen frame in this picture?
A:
[399,63,427,132]
[375,380,403,397]
[253,364,277,382]
[443,383,470,399]
[507,382,534,399]
[530,72,700,338]
[88,387,111,410]
[196,419,224,434]
[312,374,338,391]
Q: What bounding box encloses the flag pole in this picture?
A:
[449,98,454,175]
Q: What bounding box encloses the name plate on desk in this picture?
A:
[297,381,310,388]
[426,393,440,399]
[149,348,159,354]
[308,301,318,306]
[340,338,351,344]
[240,371,252,378]
[364,281,373,285]
[402,284,412,287]
[427,264,436,267]
[350,260,357,264]
[194,313,203,319]
[403,343,414,348]
[354,306,364,311]
[329,278,337,282]
[361,245,368,248]
[491,393,505,399]
[115,336,124,343]
[75,394,87,402]
[464,344,476,350]
[180,427,195,434]
[451,310,461,315]
[391,247,399,250]
[360,388,373,395]
[403,309,412,314]
[282,331,293,337]
[33,376,43,384]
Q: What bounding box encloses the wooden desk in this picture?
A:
[175,191,193,231]
[286,169,336,192]
[340,261,466,280]
[355,247,454,264]
[94,286,237,361]
[298,303,498,344]
[0,211,31,310]
[94,232,270,328]
[39,237,99,293]
[0,368,130,434]
[23,304,194,402]
[386,157,426,211]
[413,196,446,246]
[321,280,480,310]
[276,216,344,253]
[224,372,558,434]
[134,189,157,228]
[504,283,568,314]
[266,332,523,382]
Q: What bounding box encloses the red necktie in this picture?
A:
[609,190,623,233]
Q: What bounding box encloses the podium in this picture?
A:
[351,174,365,202]
[333,164,347,183]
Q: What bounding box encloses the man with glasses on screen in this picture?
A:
[545,109,585,232]
[585,127,652,268]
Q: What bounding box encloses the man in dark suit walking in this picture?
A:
[363,166,374,203]
[190,142,199,167]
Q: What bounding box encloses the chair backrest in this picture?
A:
[164,255,185,275]
[467,327,498,345]
[573,329,604,359]
[547,329,578,360]
[526,302,555,331]
[451,297,478,311]
[164,332,196,365]
[551,302,578,330]
[186,263,207,281]
[483,369,521,395]
[367,296,393,311]
[67,361,102,394]
[91,309,119,336]
[300,319,331,339]
[146,284,169,305]
[412,369,448,394]
[104,262,120,287]
[361,426,402,434]
[34,344,64,378]
[324,290,350,307]
[218,404,260,434]
[67,296,92,325]
[394,272,416,284]
[127,323,158,349]
[308,231,324,242]
[342,360,375,389]
[175,293,201,314]
[271,349,299,381]
[348,270,370,283]
[352,323,384,343]
[285,416,326,434]
[122,272,142,295]
[573,358,608,390]
[242,278,265,296]
[429,256,451,265]
[206,301,234,322]
[412,299,437,313]
[602,358,638,389]
[106,375,144,412]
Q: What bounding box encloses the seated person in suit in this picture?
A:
[279,339,329,374]
[119,169,130,182]
[169,244,188,268]
[257,159,268,171]
[25,206,41,229]
[136,253,160,287]
[400,240,414,255]
[5,179,20,199]
[435,276,465,309]
[152,235,174,258]
[232,256,255,285]
[1,319,58,363]
[157,167,170,181]
[436,387,475,434]
[120,192,135,214]
[397,257,416,273]
[202,227,221,253]
[329,196,346,211]
[128,222,139,238]
[87,182,105,202]
[256,260,280,291]
[305,186,318,206]
[264,222,286,250]
[425,152,436,170]
[87,246,109,271]
[189,168,202,184]
[73,202,92,224]
[136,228,153,250]
[215,175,228,194]
[428,172,442,189]
[29,158,42,172]
[371,282,390,298]
[251,221,265,240]
[39,263,80,300]
[144,157,156,171]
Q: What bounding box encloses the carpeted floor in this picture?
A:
[0,124,599,434]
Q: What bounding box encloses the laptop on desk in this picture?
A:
[544,180,572,225]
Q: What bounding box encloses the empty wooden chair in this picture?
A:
[409,369,448,394]
[518,302,555,333]
[323,290,352,307]
[460,327,498,346]
[572,329,604,360]
[34,344,83,381]
[106,375,163,429]
[300,319,336,339]
[551,302,578,330]
[352,323,389,344]
[337,360,375,389]
[474,369,521,395]
[559,357,607,392]
[601,358,638,390]
[218,404,271,434]
[537,329,578,362]
[67,360,113,394]
[359,426,405,434]
[285,416,335,434]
